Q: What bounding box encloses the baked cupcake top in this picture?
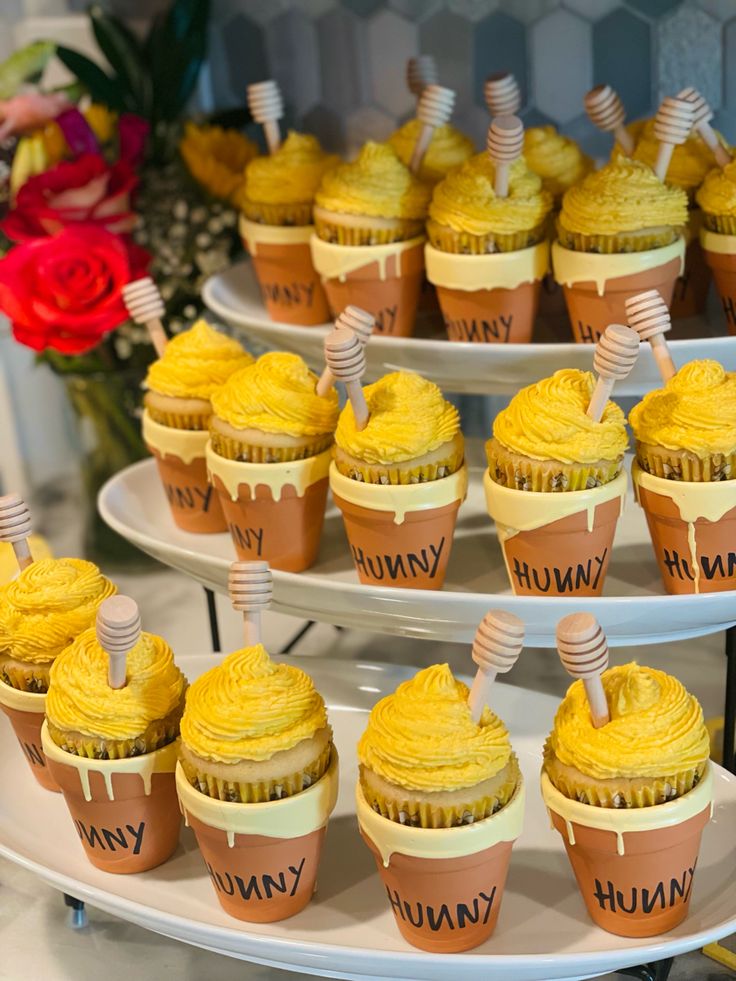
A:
[492,368,627,465]
[428,151,553,237]
[358,663,512,792]
[696,159,736,218]
[619,118,726,194]
[46,627,186,741]
[314,141,431,220]
[387,120,475,185]
[335,371,460,465]
[241,131,339,207]
[523,125,593,200]
[180,644,328,763]
[629,359,736,458]
[144,320,253,401]
[546,662,709,781]
[558,159,688,238]
[0,558,116,665]
[210,351,339,438]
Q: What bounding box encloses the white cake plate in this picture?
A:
[1,655,734,981]
[202,261,736,396]
[98,459,736,649]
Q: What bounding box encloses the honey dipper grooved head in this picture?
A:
[96,595,141,655]
[486,115,524,163]
[247,80,283,122]
[228,560,272,612]
[336,306,374,346]
[417,84,456,127]
[0,493,32,543]
[556,612,609,678]
[407,55,438,96]
[324,327,365,383]
[122,277,165,323]
[484,72,521,116]
[677,86,713,128]
[593,323,640,379]
[625,290,671,341]
[654,96,695,145]
[584,85,625,132]
[472,610,524,674]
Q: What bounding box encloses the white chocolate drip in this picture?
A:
[206,443,332,504]
[310,233,424,284]
[552,238,686,297]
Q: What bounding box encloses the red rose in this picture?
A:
[2,153,138,242]
[0,225,132,354]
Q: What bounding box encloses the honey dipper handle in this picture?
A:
[556,612,610,729]
[467,610,524,723]
[0,493,33,572]
[96,595,141,690]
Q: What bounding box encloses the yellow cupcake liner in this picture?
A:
[240,196,314,227]
[47,710,183,761]
[486,437,622,493]
[209,429,334,463]
[701,212,736,236]
[332,443,464,486]
[426,218,548,255]
[314,213,424,246]
[0,659,50,694]
[145,405,211,432]
[179,740,332,803]
[555,221,680,254]
[636,442,736,482]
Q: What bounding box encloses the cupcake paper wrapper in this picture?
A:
[146,405,211,431]
[0,661,50,693]
[555,222,680,254]
[636,443,736,483]
[209,430,334,463]
[47,718,181,761]
[486,438,622,493]
[240,198,314,227]
[332,445,465,486]
[702,212,736,236]
[314,214,423,246]
[426,219,548,256]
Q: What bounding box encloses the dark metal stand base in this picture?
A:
[616,958,674,981]
[63,893,87,929]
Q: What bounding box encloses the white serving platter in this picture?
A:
[1,655,734,981]
[98,458,736,649]
[202,261,736,396]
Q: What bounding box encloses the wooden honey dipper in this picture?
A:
[410,84,456,175]
[323,327,370,431]
[406,55,438,99]
[625,290,676,382]
[483,71,522,118]
[0,493,33,572]
[229,560,272,648]
[653,95,695,182]
[556,612,610,728]
[584,84,634,156]
[96,595,141,690]
[677,87,731,168]
[587,323,640,422]
[316,306,375,397]
[247,80,284,155]
[468,610,524,723]
[122,277,167,356]
[487,115,524,198]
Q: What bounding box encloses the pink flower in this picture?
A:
[0,91,69,141]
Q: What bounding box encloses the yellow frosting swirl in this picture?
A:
[0,558,116,665]
[558,159,688,237]
[315,141,431,220]
[523,126,592,200]
[547,662,710,780]
[210,351,339,437]
[180,644,328,763]
[358,663,512,792]
[387,120,475,185]
[629,359,736,457]
[242,131,339,206]
[46,627,186,740]
[696,159,736,218]
[335,370,460,464]
[493,368,628,464]
[618,118,727,193]
[428,151,553,236]
[144,320,253,400]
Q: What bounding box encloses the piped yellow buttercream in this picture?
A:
[547,662,710,781]
[210,351,338,437]
[315,141,431,220]
[144,320,253,401]
[524,126,592,200]
[493,368,628,465]
[240,131,339,207]
[558,159,688,237]
[629,359,736,458]
[358,663,512,793]
[387,120,475,185]
[180,644,328,763]
[334,371,460,465]
[696,159,736,218]
[45,627,186,741]
[618,118,727,193]
[0,558,116,665]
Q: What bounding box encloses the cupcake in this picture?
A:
[425,146,553,343]
[697,160,736,332]
[311,142,432,337]
[357,663,524,952]
[207,352,339,571]
[142,320,253,533]
[330,371,466,589]
[238,131,339,326]
[553,159,688,342]
[484,369,628,596]
[523,126,593,205]
[176,643,338,921]
[629,360,736,593]
[387,119,475,186]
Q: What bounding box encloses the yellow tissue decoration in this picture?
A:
[144,320,253,401]
[493,368,628,464]
[697,159,736,218]
[523,126,593,200]
[429,151,553,236]
[180,644,328,763]
[618,118,727,194]
[387,120,475,185]
[0,558,116,665]
[629,359,736,457]
[547,663,710,780]
[335,371,460,464]
[358,663,512,792]
[46,628,186,741]
[240,131,339,206]
[315,141,431,220]
[558,159,688,237]
[211,351,339,437]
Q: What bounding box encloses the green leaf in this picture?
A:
[146,0,210,123]
[55,45,126,112]
[0,41,56,100]
[89,3,152,116]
